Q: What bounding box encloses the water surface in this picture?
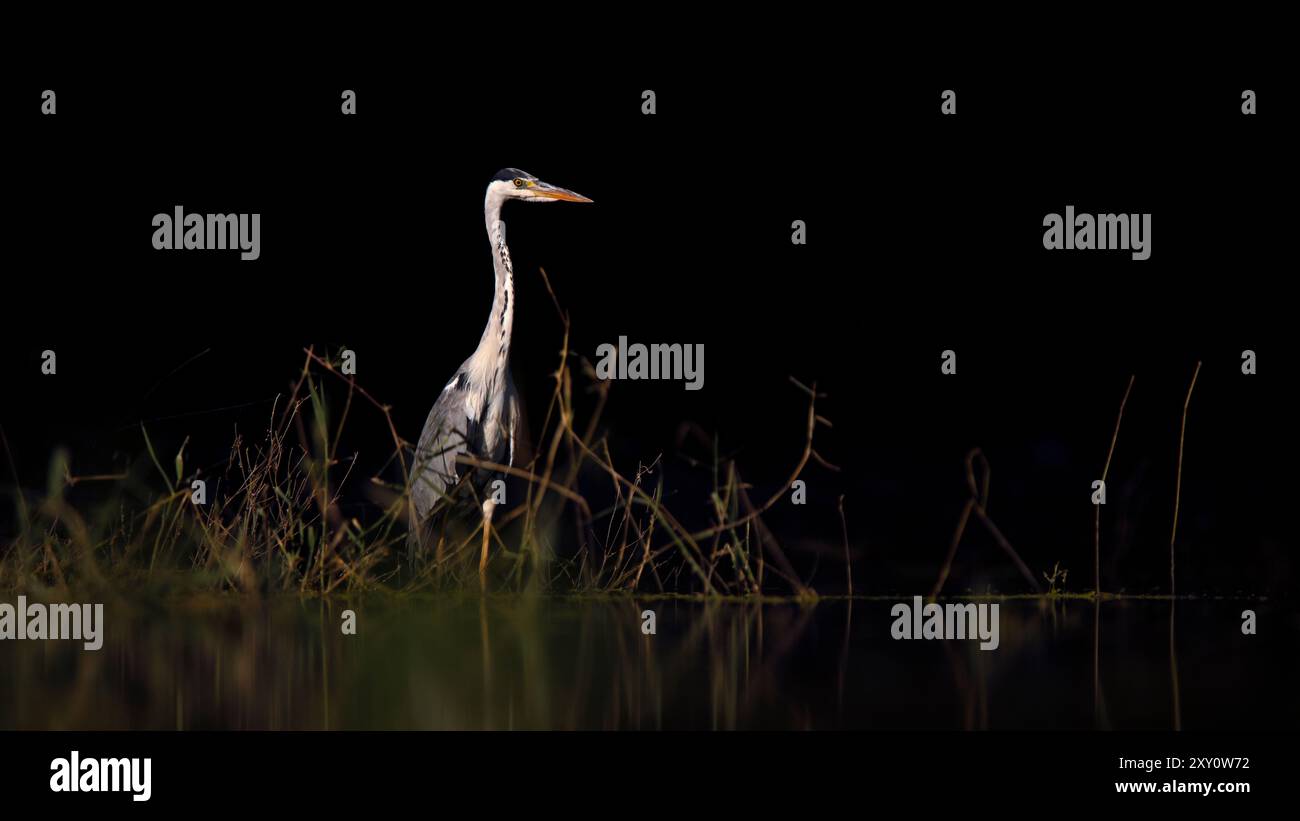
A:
[2,597,1293,730]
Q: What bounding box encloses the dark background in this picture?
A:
[2,62,1293,596]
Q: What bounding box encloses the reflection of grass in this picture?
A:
[1,595,827,730]
[1,272,832,598]
[5,595,1262,731]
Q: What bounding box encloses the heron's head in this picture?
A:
[488,168,593,204]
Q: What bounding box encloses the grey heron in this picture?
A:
[408,168,592,583]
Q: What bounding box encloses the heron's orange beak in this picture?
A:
[530,181,593,203]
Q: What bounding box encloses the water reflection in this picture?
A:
[1,597,1292,730]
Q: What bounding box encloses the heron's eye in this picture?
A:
[513,178,524,188]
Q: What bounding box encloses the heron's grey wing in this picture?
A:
[409,378,479,530]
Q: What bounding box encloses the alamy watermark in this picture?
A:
[152,205,260,260]
[1043,206,1151,260]
[595,337,704,391]
[50,751,150,802]
[0,596,104,650]
[890,595,999,651]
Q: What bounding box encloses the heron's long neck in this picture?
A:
[470,200,514,383]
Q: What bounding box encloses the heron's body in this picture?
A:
[408,169,591,580]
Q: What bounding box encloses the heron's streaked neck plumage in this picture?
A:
[467,190,514,394]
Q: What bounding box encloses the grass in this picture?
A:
[930,360,1221,606]
[0,271,835,600]
[0,268,1229,607]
